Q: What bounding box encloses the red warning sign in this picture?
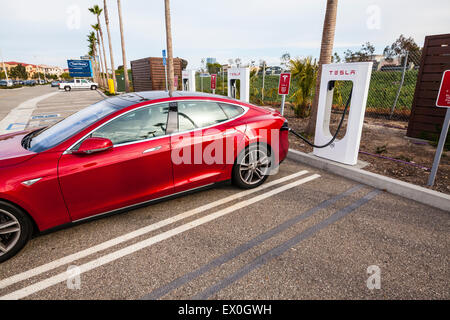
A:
[278,73,291,95]
[210,74,217,90]
[436,70,450,108]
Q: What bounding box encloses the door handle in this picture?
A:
[143,146,162,154]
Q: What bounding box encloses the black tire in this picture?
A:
[0,201,33,263]
[91,85,97,90]
[232,144,272,189]
[64,86,71,92]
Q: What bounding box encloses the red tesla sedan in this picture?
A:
[0,91,289,262]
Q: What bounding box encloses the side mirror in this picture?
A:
[73,137,113,155]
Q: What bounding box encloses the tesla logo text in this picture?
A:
[230,73,241,77]
[329,70,356,76]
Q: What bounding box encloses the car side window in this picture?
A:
[91,103,169,145]
[177,101,228,132]
[218,103,245,119]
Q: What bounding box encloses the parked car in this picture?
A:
[13,80,24,85]
[0,80,13,87]
[24,80,37,86]
[51,81,60,87]
[0,91,289,262]
[59,78,98,91]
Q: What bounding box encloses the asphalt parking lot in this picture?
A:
[0,87,448,300]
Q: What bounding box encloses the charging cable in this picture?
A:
[289,86,353,149]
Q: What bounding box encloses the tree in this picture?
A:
[117,0,130,92]
[384,34,422,64]
[207,62,222,74]
[87,31,100,84]
[344,42,375,62]
[89,5,110,88]
[0,70,6,79]
[10,64,28,80]
[332,52,341,63]
[288,57,318,118]
[103,0,117,91]
[60,72,72,80]
[280,52,291,69]
[32,72,44,80]
[306,0,338,135]
[164,0,175,93]
[92,23,107,88]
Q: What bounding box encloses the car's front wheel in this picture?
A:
[0,201,33,263]
[90,85,97,90]
[232,144,272,189]
[64,86,71,91]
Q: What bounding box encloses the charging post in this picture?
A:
[182,70,196,92]
[278,73,291,116]
[313,62,372,165]
[427,70,450,186]
[227,67,250,102]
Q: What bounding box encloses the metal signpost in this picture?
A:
[210,74,217,94]
[162,49,168,91]
[427,70,450,186]
[278,73,291,116]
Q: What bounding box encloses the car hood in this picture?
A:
[0,130,37,167]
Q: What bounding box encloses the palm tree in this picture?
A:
[87,31,100,85]
[88,5,110,88]
[92,23,107,88]
[117,0,130,92]
[288,57,318,118]
[306,0,339,134]
[164,0,175,93]
[103,0,117,92]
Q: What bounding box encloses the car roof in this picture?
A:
[106,90,241,108]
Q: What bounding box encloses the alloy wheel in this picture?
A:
[0,209,21,257]
[239,148,270,185]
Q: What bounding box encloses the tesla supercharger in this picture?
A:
[227,67,250,102]
[313,62,373,165]
[182,70,196,92]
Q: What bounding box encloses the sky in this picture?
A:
[0,0,449,69]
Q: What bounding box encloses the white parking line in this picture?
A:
[0,91,60,134]
[0,170,309,291]
[0,173,320,300]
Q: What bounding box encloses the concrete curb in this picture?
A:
[287,149,450,212]
[96,89,108,99]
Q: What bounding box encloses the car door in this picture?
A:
[58,103,174,221]
[171,100,246,193]
[80,79,88,89]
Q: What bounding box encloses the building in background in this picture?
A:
[1,61,64,79]
[206,57,216,65]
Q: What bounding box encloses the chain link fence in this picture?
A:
[195,51,421,123]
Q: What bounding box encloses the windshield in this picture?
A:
[28,100,122,153]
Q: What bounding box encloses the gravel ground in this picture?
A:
[274,103,450,195]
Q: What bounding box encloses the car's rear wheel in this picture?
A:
[91,85,97,90]
[232,144,271,189]
[64,86,71,91]
[0,201,33,263]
